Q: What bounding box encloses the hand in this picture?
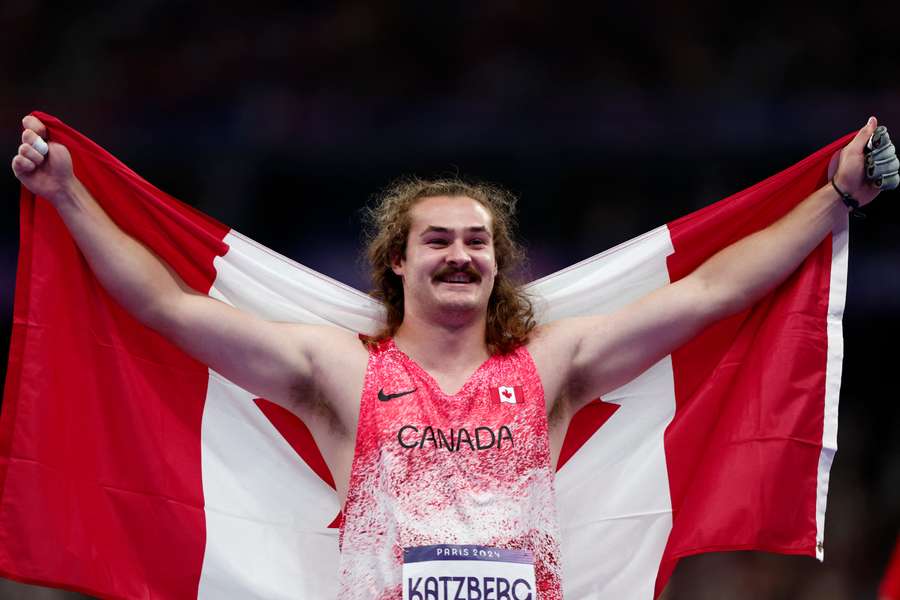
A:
[11,115,75,205]
[833,117,882,208]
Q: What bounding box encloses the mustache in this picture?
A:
[432,265,482,282]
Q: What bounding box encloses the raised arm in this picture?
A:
[542,118,892,412]
[10,115,352,414]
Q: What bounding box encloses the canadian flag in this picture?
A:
[0,112,850,599]
[491,385,523,404]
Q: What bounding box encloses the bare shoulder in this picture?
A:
[300,324,369,383]
[270,324,368,500]
[526,315,618,411]
[292,323,370,356]
[527,316,610,366]
[528,278,712,413]
[527,319,588,411]
[290,323,369,432]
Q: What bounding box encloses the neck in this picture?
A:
[393,307,490,372]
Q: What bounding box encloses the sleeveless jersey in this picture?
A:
[338,338,563,599]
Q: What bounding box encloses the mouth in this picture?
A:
[436,278,476,286]
[433,269,480,286]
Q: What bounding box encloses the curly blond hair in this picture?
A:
[363,176,535,355]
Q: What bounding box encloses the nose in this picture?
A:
[445,239,471,267]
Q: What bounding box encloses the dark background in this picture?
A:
[1,2,898,599]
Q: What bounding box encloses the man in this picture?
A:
[10,113,892,599]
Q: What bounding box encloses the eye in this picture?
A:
[426,238,448,247]
[469,238,488,246]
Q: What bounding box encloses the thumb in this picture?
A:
[22,114,48,139]
[848,116,878,152]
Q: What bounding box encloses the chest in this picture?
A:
[429,369,477,398]
[352,354,553,516]
[360,349,545,454]
[368,366,534,427]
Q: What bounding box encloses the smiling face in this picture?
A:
[391,195,498,323]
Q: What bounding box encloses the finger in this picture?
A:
[11,154,36,175]
[22,115,47,139]
[18,142,45,165]
[879,172,900,190]
[21,129,49,155]
[867,151,899,179]
[848,116,878,152]
[867,125,890,152]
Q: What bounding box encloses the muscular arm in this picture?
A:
[56,178,321,403]
[11,115,328,411]
[544,118,884,412]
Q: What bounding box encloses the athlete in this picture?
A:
[10,113,896,599]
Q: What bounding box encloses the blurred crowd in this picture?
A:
[1,2,899,598]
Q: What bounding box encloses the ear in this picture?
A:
[390,250,404,277]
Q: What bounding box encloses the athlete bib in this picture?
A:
[403,545,536,600]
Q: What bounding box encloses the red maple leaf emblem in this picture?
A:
[502,389,512,399]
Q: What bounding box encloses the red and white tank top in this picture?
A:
[338,338,562,599]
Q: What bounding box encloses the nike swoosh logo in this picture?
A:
[378,388,417,402]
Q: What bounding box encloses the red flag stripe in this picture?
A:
[0,112,230,599]
[654,133,852,596]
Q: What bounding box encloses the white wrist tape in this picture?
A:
[32,136,49,156]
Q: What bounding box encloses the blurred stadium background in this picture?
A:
[1,2,898,598]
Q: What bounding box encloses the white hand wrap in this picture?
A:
[32,136,49,156]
